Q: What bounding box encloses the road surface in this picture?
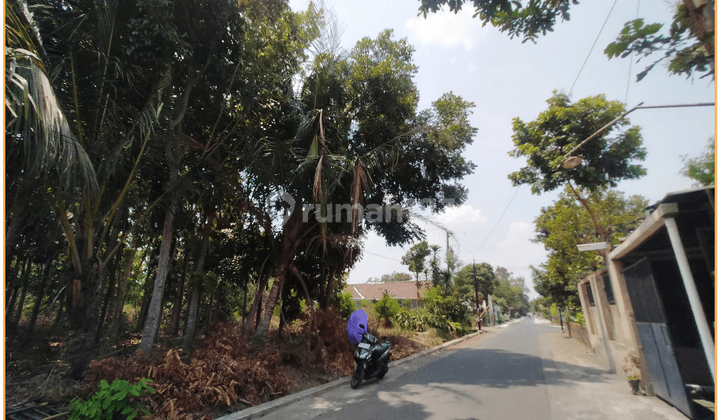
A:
[259,317,687,420]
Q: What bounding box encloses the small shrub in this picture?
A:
[394,309,427,332]
[623,351,642,381]
[69,378,154,420]
[332,291,356,319]
[423,286,471,334]
[373,292,401,327]
[356,299,370,309]
[566,310,585,325]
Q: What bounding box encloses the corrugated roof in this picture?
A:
[345,281,432,300]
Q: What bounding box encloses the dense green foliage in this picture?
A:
[605,3,715,81]
[394,309,428,332]
[509,92,646,195]
[423,286,470,334]
[417,0,577,43]
[69,379,154,420]
[402,241,431,293]
[531,187,647,307]
[5,0,478,376]
[681,137,715,186]
[418,0,714,81]
[373,292,402,326]
[454,263,496,304]
[333,291,357,319]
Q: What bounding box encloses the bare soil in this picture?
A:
[4,311,443,419]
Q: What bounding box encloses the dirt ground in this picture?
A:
[4,312,451,419]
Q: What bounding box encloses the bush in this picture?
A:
[69,378,154,420]
[566,310,585,325]
[423,286,471,334]
[394,309,427,332]
[332,291,356,319]
[373,292,401,327]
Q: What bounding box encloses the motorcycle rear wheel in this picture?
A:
[350,366,364,389]
[378,364,388,380]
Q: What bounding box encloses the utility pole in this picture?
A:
[473,260,481,331]
[446,232,450,272]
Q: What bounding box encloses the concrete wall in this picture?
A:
[578,271,639,376]
[568,322,591,350]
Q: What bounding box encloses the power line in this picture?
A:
[568,0,619,96]
[471,186,522,259]
[363,250,402,262]
[625,0,641,104]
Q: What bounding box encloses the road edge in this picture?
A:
[215,330,483,420]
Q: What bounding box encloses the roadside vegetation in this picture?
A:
[6,0,712,418]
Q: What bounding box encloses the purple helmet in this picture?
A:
[347,309,368,345]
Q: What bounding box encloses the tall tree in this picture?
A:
[532,186,648,307]
[249,28,478,345]
[12,0,168,376]
[380,272,413,283]
[402,241,431,298]
[509,91,646,245]
[454,262,496,306]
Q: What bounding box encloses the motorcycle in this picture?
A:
[350,329,391,389]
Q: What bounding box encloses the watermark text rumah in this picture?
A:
[265,193,455,225]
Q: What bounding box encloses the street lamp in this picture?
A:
[562,102,643,169]
[562,101,715,169]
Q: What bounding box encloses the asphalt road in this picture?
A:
[262,318,560,420]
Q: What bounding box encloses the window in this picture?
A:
[603,274,616,304]
[585,283,595,306]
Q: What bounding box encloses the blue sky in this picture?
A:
[289,0,716,298]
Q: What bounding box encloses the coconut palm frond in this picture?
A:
[349,159,369,233]
[312,154,325,203]
[360,125,430,172]
[409,209,457,242]
[6,47,98,195]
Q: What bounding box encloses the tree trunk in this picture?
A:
[70,263,109,378]
[10,258,32,331]
[5,198,26,262]
[204,285,219,334]
[7,257,28,318]
[183,211,214,352]
[278,293,286,340]
[251,209,303,345]
[244,270,268,335]
[139,199,177,357]
[6,256,19,308]
[169,251,189,338]
[683,0,715,67]
[97,249,121,342]
[136,263,156,332]
[100,238,139,355]
[252,264,287,346]
[53,290,64,328]
[28,253,55,334]
[242,279,248,320]
[323,272,335,310]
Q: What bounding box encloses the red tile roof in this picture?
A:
[345,281,433,300]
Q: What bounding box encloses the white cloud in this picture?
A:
[433,204,488,226]
[405,8,484,50]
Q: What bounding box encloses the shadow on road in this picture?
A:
[284,348,611,420]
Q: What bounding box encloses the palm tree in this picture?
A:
[8,0,169,376]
